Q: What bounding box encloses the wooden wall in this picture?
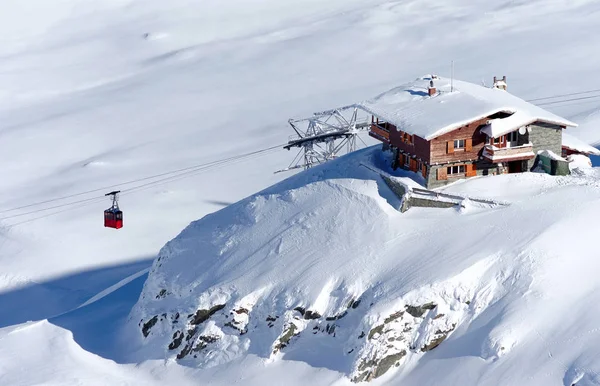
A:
[429,118,488,164]
[389,124,431,163]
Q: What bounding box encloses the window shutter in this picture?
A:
[422,163,427,177]
[437,167,447,180]
[410,159,417,172]
[466,138,473,151]
[447,141,454,154]
[399,154,405,167]
[466,163,477,177]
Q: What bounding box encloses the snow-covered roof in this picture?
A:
[562,132,600,156]
[480,111,540,138]
[354,75,577,140]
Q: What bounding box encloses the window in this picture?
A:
[507,131,518,142]
[447,165,466,175]
[493,136,503,144]
[454,139,465,149]
[404,154,410,166]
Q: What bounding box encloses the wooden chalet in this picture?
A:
[364,75,578,188]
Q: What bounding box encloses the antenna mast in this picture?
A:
[451,60,454,92]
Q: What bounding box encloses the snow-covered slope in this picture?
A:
[132,148,600,384]
[3,0,600,385]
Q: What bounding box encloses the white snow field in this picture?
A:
[1,0,600,385]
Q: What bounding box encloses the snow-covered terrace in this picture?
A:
[352,75,577,140]
[482,143,535,162]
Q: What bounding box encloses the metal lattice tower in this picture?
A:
[276,106,371,173]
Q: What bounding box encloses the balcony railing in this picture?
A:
[369,124,390,143]
[482,143,535,162]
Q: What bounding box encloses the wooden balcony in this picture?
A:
[482,143,535,163]
[369,124,390,144]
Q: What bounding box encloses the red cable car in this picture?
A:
[104,190,123,229]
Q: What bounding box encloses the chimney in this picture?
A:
[492,75,507,91]
[428,80,437,96]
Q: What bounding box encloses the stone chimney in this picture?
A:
[493,75,507,90]
[428,80,437,96]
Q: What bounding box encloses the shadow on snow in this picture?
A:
[0,257,154,362]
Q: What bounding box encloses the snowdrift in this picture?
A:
[131,148,600,384]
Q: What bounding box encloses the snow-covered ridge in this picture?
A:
[130,148,600,383]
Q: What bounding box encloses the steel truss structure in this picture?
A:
[276,106,372,173]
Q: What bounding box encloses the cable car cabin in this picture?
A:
[104,190,123,229]
[104,208,123,229]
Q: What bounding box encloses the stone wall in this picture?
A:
[425,162,506,189]
[525,123,563,170]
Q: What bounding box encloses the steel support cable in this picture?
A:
[6,85,600,224]
[121,147,281,196]
[1,144,283,224]
[526,88,600,102]
[533,94,600,106]
[0,144,285,215]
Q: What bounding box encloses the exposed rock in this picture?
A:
[142,315,158,337]
[421,335,447,352]
[373,351,406,379]
[405,302,437,318]
[384,310,404,324]
[224,321,248,335]
[353,350,406,383]
[191,304,226,325]
[273,324,298,353]
[293,306,321,320]
[178,334,220,360]
[304,310,321,320]
[421,325,456,352]
[354,350,407,382]
[177,343,193,360]
[155,289,168,299]
[193,335,220,352]
[368,324,384,340]
[326,311,347,321]
[168,331,184,350]
[349,299,361,309]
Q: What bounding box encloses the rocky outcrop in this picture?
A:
[136,294,466,382]
[351,302,458,382]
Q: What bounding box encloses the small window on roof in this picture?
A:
[488,111,515,120]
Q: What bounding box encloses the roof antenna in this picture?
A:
[451,60,454,92]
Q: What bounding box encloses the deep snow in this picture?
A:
[2,0,600,385]
[132,147,600,385]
